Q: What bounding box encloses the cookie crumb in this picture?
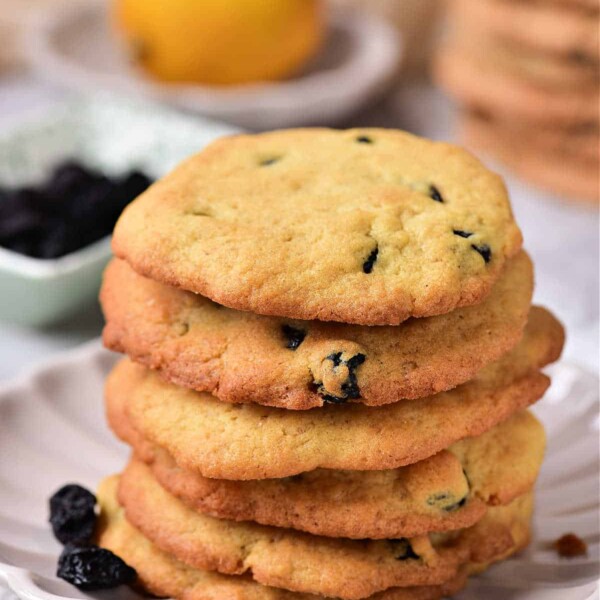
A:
[554,533,587,558]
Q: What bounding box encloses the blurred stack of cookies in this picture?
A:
[434,0,600,203]
[98,128,564,600]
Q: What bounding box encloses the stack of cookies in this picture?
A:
[97,128,564,600]
[434,0,600,203]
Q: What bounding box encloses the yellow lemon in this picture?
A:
[114,0,325,85]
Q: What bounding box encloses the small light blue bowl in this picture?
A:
[0,94,239,327]
[0,238,112,326]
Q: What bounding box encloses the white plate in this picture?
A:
[0,343,597,600]
[26,1,401,130]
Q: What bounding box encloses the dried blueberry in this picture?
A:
[388,539,420,561]
[429,185,444,203]
[569,49,594,66]
[260,157,280,166]
[471,243,492,263]
[0,161,152,259]
[356,136,373,144]
[0,205,45,242]
[446,496,468,512]
[38,219,85,259]
[282,325,306,350]
[452,229,473,238]
[67,178,118,225]
[57,544,136,590]
[362,246,378,274]
[427,492,468,512]
[315,352,366,404]
[49,484,97,545]
[45,161,98,208]
[119,170,152,200]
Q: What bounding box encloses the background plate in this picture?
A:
[28,1,401,130]
[0,342,598,599]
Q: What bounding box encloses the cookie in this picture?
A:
[447,28,599,89]
[116,409,544,539]
[567,0,600,10]
[434,41,599,127]
[105,307,563,479]
[98,475,531,600]
[97,477,469,600]
[449,0,600,62]
[458,493,533,573]
[112,128,523,326]
[117,460,534,599]
[101,252,533,410]
[118,460,468,599]
[462,113,600,203]
[465,111,599,164]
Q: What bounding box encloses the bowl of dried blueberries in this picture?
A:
[0,95,238,326]
[0,160,152,326]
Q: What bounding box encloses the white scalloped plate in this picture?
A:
[0,342,598,600]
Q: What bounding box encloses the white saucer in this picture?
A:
[0,342,597,599]
[27,1,401,130]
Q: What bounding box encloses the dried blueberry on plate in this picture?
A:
[49,484,97,545]
[57,544,137,590]
[50,483,137,590]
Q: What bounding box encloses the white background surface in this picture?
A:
[0,74,598,378]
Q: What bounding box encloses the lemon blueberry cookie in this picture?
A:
[437,0,599,201]
[112,409,544,540]
[116,461,534,600]
[101,252,533,409]
[105,307,563,480]
[447,29,599,89]
[99,475,469,600]
[112,128,523,325]
[117,461,464,599]
[97,476,532,600]
[463,112,599,164]
[461,113,600,203]
[434,41,599,127]
[449,0,599,62]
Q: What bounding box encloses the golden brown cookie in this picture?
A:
[434,41,599,127]
[112,128,523,325]
[116,410,543,540]
[447,28,599,89]
[449,0,600,62]
[101,252,533,409]
[105,307,563,479]
[462,113,600,203]
[464,112,599,164]
[96,476,531,600]
[98,474,468,600]
[118,460,466,599]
